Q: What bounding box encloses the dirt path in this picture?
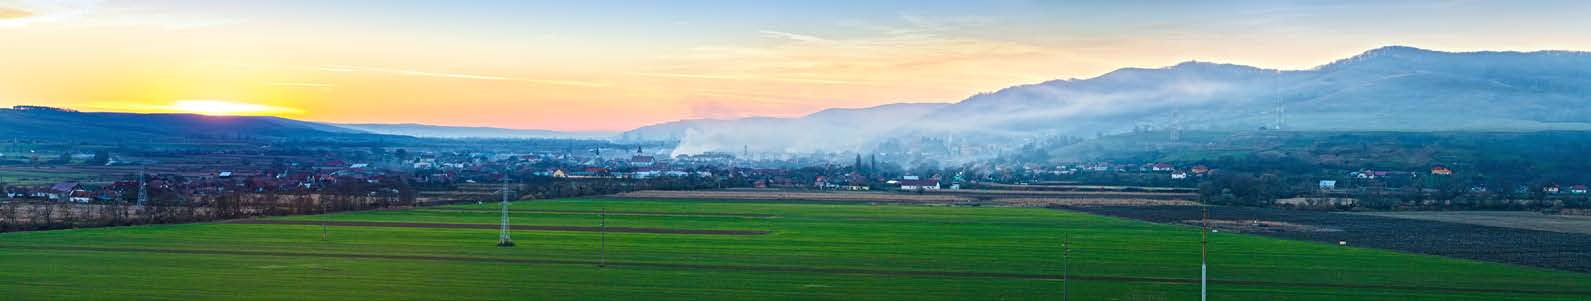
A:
[414,208,776,218]
[225,219,770,235]
[3,244,1587,296]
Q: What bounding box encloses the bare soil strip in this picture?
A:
[3,244,1586,296]
[1353,211,1591,235]
[927,189,1198,200]
[414,208,775,218]
[1060,205,1591,273]
[614,190,975,203]
[225,219,769,235]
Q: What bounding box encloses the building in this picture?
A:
[1171,171,1188,179]
[1318,180,1337,190]
[630,155,656,167]
[1430,166,1453,176]
[899,179,940,191]
[1572,185,1589,194]
[1544,184,1561,194]
[1150,163,1175,172]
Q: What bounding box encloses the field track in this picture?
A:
[2,244,1586,296]
[413,208,776,218]
[225,219,770,235]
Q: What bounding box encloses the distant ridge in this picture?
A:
[641,46,1591,155]
[333,123,612,139]
[0,106,385,141]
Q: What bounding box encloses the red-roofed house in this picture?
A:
[1431,166,1453,176]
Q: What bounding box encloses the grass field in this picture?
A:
[2,197,1589,300]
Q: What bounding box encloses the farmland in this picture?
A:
[2,197,1589,300]
[1354,211,1591,235]
[1063,205,1591,273]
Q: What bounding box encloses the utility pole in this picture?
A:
[497,177,514,247]
[1062,235,1070,301]
[1201,207,1209,301]
[137,165,148,207]
[599,207,608,267]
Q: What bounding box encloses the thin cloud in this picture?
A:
[267,82,335,88]
[627,71,863,85]
[758,30,829,42]
[320,65,607,87]
[0,0,236,29]
[0,7,33,19]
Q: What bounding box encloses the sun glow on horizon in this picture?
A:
[164,100,303,116]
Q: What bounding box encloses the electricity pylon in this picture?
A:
[497,177,514,247]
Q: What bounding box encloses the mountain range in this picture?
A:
[625,46,1591,155]
[6,46,1591,150]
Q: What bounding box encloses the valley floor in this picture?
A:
[2,197,1588,300]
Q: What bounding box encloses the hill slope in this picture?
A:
[0,107,385,141]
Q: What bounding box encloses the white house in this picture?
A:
[899,179,940,190]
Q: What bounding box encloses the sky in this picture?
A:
[4,0,1591,132]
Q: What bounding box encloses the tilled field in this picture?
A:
[1059,205,1591,273]
[614,190,976,203]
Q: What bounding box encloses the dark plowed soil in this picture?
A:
[226,219,769,235]
[5,244,1587,296]
[1058,205,1591,273]
[415,208,775,218]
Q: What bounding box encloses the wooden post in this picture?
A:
[1063,234,1070,301]
[1201,207,1209,301]
[599,208,608,267]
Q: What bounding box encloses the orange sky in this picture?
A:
[4,1,1591,131]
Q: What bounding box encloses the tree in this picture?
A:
[90,150,110,165]
[854,154,864,175]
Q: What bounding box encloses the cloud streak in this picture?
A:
[0,7,33,19]
[267,82,335,88]
[758,30,829,42]
[321,64,608,87]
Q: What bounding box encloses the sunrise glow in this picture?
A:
[4,1,1591,131]
[165,100,302,116]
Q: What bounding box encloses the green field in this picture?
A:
[2,198,1588,300]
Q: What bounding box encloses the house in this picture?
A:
[1171,171,1188,179]
[899,179,940,191]
[630,155,656,167]
[1190,165,1210,175]
[1572,185,1589,194]
[1318,180,1337,190]
[1430,166,1453,176]
[68,190,93,203]
[48,182,79,200]
[814,176,836,189]
[1544,184,1561,194]
[1150,163,1175,172]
